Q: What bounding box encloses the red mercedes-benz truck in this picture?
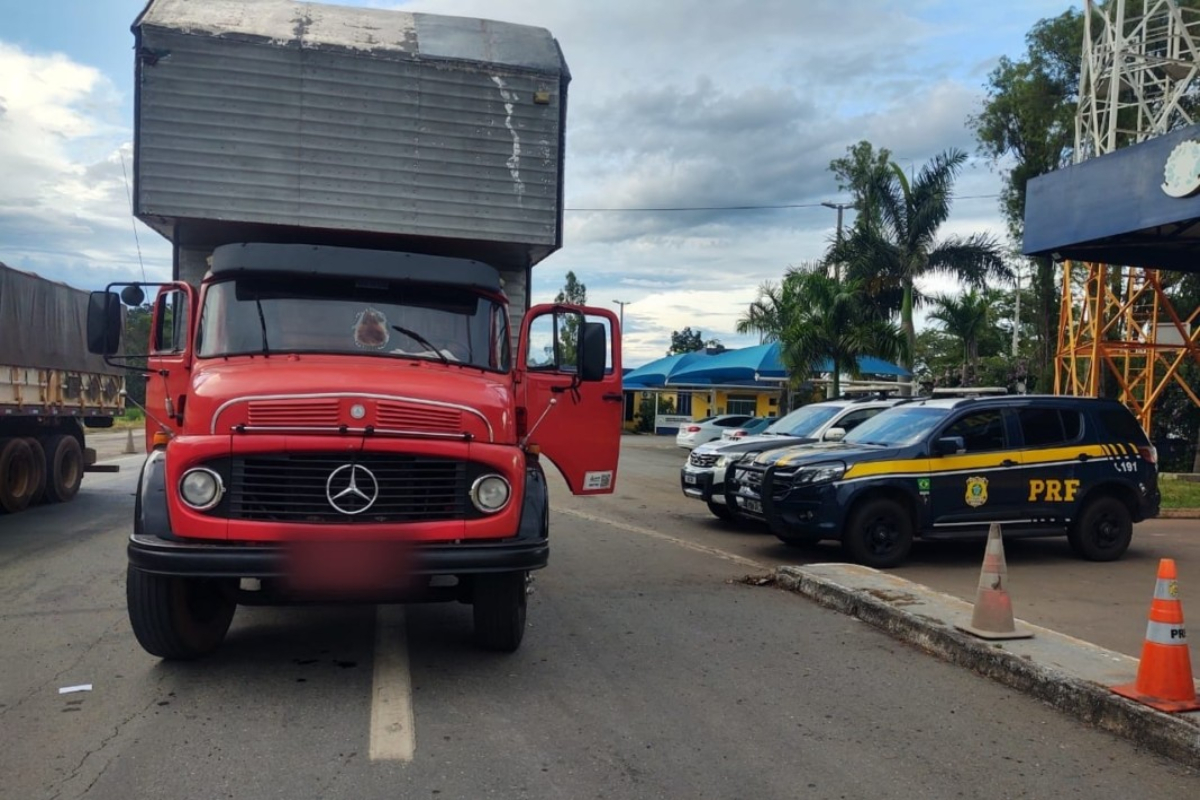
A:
[87,0,622,658]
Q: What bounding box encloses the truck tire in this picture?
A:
[42,434,83,504]
[127,566,237,660]
[0,438,37,514]
[842,496,914,569]
[22,438,47,505]
[1067,496,1133,561]
[472,571,527,652]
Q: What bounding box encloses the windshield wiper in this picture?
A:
[254,298,270,356]
[391,325,450,366]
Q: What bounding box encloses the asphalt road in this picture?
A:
[1,442,1197,799]
[575,435,1200,658]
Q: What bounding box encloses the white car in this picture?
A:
[675,414,755,449]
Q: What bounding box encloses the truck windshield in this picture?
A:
[197,276,510,371]
[842,406,950,447]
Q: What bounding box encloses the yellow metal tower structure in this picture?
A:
[1056,0,1200,432]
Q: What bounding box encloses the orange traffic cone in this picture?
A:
[956,523,1032,640]
[1112,558,1200,713]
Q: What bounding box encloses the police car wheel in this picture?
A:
[706,501,734,521]
[842,497,914,569]
[1068,497,1133,561]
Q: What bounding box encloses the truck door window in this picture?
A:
[152,289,190,354]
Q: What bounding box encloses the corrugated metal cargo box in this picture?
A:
[132,0,570,269]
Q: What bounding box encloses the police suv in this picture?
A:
[729,394,1160,568]
[680,394,906,521]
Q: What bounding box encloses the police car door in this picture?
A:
[1016,405,1085,524]
[929,408,1026,530]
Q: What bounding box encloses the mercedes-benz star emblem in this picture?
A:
[325,464,379,515]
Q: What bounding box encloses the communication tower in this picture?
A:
[1057,0,1200,431]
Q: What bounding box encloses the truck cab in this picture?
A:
[91,243,621,657]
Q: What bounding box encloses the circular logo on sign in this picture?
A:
[1162,139,1200,197]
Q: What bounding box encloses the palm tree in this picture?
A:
[739,266,906,396]
[830,148,1010,380]
[927,290,994,385]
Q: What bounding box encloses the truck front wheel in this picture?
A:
[472,572,527,652]
[127,566,237,659]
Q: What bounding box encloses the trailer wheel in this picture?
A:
[0,438,37,514]
[127,566,237,660]
[22,438,47,505]
[42,434,83,504]
[472,571,528,652]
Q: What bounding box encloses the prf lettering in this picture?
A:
[1028,479,1080,502]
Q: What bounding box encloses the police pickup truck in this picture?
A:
[681,395,905,520]
[729,394,1160,567]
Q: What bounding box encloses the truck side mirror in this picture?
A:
[933,436,965,456]
[823,427,846,442]
[579,321,606,382]
[87,291,122,355]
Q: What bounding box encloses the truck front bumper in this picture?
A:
[128,532,548,579]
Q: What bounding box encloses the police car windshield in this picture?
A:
[765,405,840,437]
[842,406,950,447]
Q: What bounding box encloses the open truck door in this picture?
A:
[87,282,195,449]
[518,304,622,494]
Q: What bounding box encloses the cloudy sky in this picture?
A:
[1,0,1079,366]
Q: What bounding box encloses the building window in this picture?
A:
[726,395,758,416]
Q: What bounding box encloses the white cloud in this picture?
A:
[0,42,170,287]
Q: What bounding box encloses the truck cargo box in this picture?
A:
[0,263,124,418]
[132,0,570,270]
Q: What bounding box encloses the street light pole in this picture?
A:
[820,201,852,282]
[612,299,631,330]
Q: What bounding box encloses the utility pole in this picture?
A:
[820,201,852,282]
[612,299,631,330]
[1012,262,1021,358]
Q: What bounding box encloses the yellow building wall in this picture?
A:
[691,390,779,419]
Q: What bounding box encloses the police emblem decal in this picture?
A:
[965,476,989,507]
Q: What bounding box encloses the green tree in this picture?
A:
[969,9,1084,386]
[830,148,1009,384]
[926,290,1002,385]
[122,304,153,408]
[552,271,587,365]
[668,327,705,355]
[739,266,906,396]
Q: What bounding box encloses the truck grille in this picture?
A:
[689,452,719,468]
[227,454,467,523]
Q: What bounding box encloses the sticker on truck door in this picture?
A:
[583,471,614,491]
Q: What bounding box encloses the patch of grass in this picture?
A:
[1161,477,1200,509]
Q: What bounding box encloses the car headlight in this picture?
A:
[471,474,511,513]
[179,467,224,510]
[716,455,730,468]
[791,462,846,486]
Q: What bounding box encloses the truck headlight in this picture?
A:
[471,474,511,513]
[180,467,224,510]
[791,462,846,486]
[716,455,730,468]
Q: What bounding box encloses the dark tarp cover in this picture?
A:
[0,263,124,374]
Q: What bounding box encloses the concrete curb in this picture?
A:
[1159,508,1200,519]
[775,564,1200,765]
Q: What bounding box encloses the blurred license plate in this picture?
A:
[739,498,763,515]
[684,474,697,484]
